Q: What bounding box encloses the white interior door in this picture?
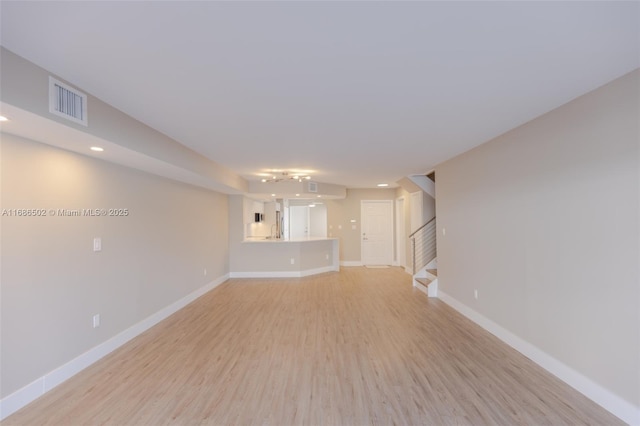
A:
[396,197,406,268]
[361,200,394,265]
[289,206,309,240]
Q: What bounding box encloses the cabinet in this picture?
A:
[253,201,264,215]
[243,198,264,224]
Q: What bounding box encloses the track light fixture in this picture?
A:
[260,171,312,183]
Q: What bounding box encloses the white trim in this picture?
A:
[229,265,337,279]
[300,266,338,277]
[340,261,363,267]
[0,273,229,421]
[230,271,300,278]
[438,291,640,425]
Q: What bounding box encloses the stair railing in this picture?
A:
[409,216,437,275]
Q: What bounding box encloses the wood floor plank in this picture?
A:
[4,267,623,425]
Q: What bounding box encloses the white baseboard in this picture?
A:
[300,266,339,277]
[0,273,230,421]
[229,265,337,279]
[340,261,363,267]
[438,291,640,426]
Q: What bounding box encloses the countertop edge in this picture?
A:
[242,237,338,243]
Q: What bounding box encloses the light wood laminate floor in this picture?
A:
[4,267,623,425]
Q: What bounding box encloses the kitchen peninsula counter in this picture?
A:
[230,237,339,278]
[243,237,338,243]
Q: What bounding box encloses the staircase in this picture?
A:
[410,216,438,297]
[396,174,435,198]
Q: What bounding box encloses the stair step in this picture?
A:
[414,277,433,287]
[427,269,437,277]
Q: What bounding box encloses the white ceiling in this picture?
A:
[1,1,638,188]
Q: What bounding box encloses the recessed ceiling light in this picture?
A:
[377,183,389,187]
[90,147,104,152]
[295,194,300,197]
[0,116,9,122]
[317,195,321,198]
[271,193,276,197]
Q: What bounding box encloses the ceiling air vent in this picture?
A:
[49,76,88,126]
[308,182,318,193]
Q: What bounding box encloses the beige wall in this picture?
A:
[435,70,639,408]
[0,134,229,398]
[326,188,397,263]
[1,47,247,194]
[395,187,413,270]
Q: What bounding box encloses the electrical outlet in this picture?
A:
[93,237,102,252]
[290,258,295,265]
[93,314,100,328]
[204,268,207,276]
[325,254,329,260]
[474,289,478,300]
